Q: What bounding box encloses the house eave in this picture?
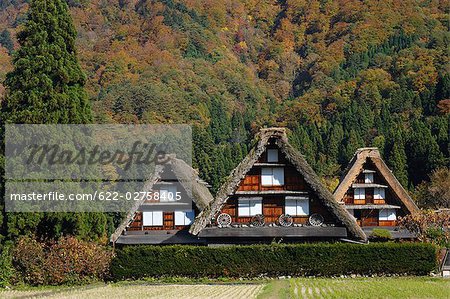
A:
[198,226,348,238]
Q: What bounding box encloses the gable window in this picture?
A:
[285,196,309,216]
[354,188,365,200]
[142,211,163,226]
[261,167,284,186]
[160,185,177,202]
[364,173,374,183]
[374,188,385,200]
[238,198,262,216]
[379,209,396,221]
[175,210,195,225]
[267,149,279,162]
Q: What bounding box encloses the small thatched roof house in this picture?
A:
[190,128,367,243]
[333,148,418,238]
[111,155,214,245]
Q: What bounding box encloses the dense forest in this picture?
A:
[0,0,448,242]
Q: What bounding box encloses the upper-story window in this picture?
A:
[364,173,374,183]
[238,198,262,216]
[354,188,365,200]
[142,211,163,226]
[261,167,284,186]
[160,185,177,202]
[285,196,309,216]
[267,149,279,162]
[175,210,195,225]
[374,188,385,200]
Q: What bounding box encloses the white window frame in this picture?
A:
[142,211,163,226]
[238,198,262,216]
[285,196,309,216]
[267,149,279,162]
[160,185,177,202]
[354,188,365,200]
[261,167,284,186]
[374,188,385,200]
[174,210,195,226]
[364,173,374,184]
[379,209,396,221]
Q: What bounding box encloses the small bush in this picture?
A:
[370,229,393,241]
[111,243,438,280]
[0,243,15,288]
[12,237,46,285]
[12,236,113,286]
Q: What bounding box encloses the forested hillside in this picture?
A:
[0,1,448,195]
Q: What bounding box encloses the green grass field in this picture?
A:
[259,277,450,299]
[0,277,448,298]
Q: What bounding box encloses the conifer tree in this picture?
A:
[1,0,92,124]
[406,120,445,185]
[0,0,93,241]
[387,131,408,188]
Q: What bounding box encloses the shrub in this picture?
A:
[0,243,14,288]
[399,210,450,247]
[12,236,113,286]
[370,229,393,241]
[12,237,46,285]
[111,243,438,280]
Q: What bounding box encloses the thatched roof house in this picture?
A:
[334,148,418,214]
[190,128,367,242]
[111,155,214,245]
[333,148,418,238]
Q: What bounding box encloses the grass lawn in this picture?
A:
[0,277,448,298]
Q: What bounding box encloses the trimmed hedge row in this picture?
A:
[110,243,438,279]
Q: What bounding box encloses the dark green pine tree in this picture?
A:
[1,0,92,124]
[0,0,93,242]
[387,130,409,188]
[341,129,365,164]
[326,119,344,165]
[192,125,215,185]
[291,124,315,169]
[406,120,445,185]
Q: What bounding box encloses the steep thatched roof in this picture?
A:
[333,148,418,214]
[110,155,214,244]
[190,128,367,241]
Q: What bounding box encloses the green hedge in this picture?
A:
[110,243,438,279]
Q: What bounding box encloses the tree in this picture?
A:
[291,124,315,169]
[1,0,93,242]
[386,131,408,188]
[1,0,92,124]
[0,29,13,54]
[415,167,450,209]
[406,120,445,186]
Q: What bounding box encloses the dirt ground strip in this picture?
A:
[0,283,265,299]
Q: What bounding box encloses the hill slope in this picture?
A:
[0,0,448,192]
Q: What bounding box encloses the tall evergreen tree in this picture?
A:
[291,124,315,169]
[0,0,93,242]
[326,119,344,165]
[387,130,408,188]
[1,0,92,124]
[406,120,445,185]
